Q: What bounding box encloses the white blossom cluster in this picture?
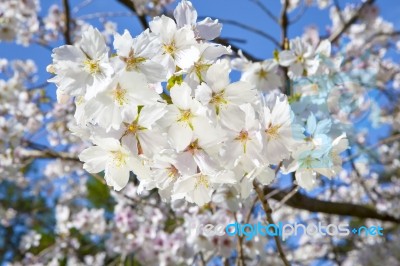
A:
[0,0,40,45]
[0,59,45,185]
[47,0,349,206]
[131,0,176,16]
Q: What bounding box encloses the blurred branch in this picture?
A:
[72,0,93,13]
[254,181,290,266]
[346,148,378,205]
[333,0,345,24]
[21,140,80,162]
[329,0,375,43]
[33,40,54,51]
[279,0,289,49]
[273,185,299,211]
[214,37,262,62]
[27,81,50,90]
[20,149,80,162]
[78,11,133,20]
[117,0,149,29]
[249,0,279,23]
[365,30,400,45]
[344,133,400,162]
[234,212,246,266]
[263,186,400,223]
[62,0,72,45]
[289,0,308,24]
[199,17,280,47]
[280,0,291,96]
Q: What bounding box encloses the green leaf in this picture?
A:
[86,175,115,212]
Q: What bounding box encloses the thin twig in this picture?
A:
[198,16,280,47]
[346,149,378,205]
[279,0,289,49]
[245,197,258,223]
[273,186,299,211]
[92,173,106,185]
[214,37,262,62]
[33,40,54,51]
[344,133,400,162]
[20,147,80,163]
[198,252,206,266]
[254,180,290,266]
[117,0,149,29]
[250,0,279,23]
[266,188,281,199]
[72,0,93,13]
[279,0,291,96]
[333,0,345,24]
[234,213,246,266]
[78,11,133,20]
[329,0,375,43]
[289,0,308,24]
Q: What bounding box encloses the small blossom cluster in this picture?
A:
[0,59,46,185]
[132,0,176,16]
[0,0,40,45]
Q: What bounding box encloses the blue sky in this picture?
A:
[1,0,399,87]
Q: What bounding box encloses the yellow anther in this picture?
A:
[163,42,176,55]
[265,124,281,140]
[195,174,210,189]
[111,151,127,168]
[83,59,100,74]
[113,84,127,106]
[257,68,268,79]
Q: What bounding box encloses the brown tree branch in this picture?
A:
[280,0,291,96]
[117,0,149,29]
[280,0,289,49]
[254,181,290,266]
[62,0,72,45]
[20,149,80,162]
[263,186,400,223]
[214,37,262,62]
